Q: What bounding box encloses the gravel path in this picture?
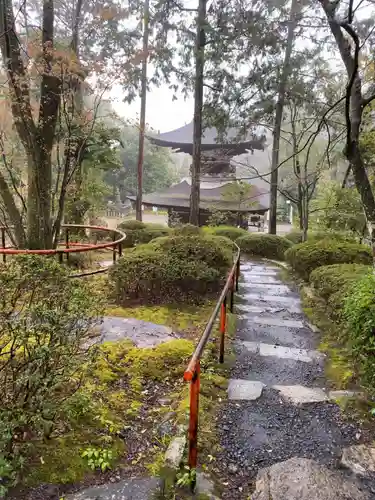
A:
[215,259,374,499]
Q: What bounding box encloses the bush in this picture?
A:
[203,225,248,241]
[285,230,303,244]
[236,234,293,260]
[171,224,202,236]
[0,255,100,487]
[118,221,170,248]
[285,230,356,245]
[118,220,146,230]
[344,273,375,388]
[309,264,370,301]
[285,240,372,280]
[149,235,232,272]
[109,247,221,304]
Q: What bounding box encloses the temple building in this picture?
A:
[128,122,269,227]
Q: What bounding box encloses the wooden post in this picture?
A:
[112,231,117,263]
[229,272,235,313]
[219,297,227,363]
[236,258,240,292]
[187,361,200,474]
[1,228,5,263]
[65,228,70,262]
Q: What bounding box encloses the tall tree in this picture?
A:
[318,0,375,261]
[269,0,301,234]
[190,0,207,225]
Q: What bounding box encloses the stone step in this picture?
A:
[239,274,280,284]
[239,293,302,310]
[250,316,305,329]
[228,380,331,404]
[237,323,313,349]
[236,302,302,316]
[239,341,324,363]
[240,283,291,295]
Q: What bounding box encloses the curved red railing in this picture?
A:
[0,224,126,277]
[183,242,240,472]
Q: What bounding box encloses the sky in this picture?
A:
[111,82,195,134]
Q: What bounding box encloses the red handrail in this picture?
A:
[183,243,240,471]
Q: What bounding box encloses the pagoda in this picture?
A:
[128,122,269,227]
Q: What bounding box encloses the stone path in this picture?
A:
[217,260,375,499]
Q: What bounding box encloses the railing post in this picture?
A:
[118,242,122,258]
[188,360,200,479]
[1,228,6,263]
[235,257,240,292]
[65,228,69,262]
[112,231,117,264]
[229,272,235,313]
[219,297,227,363]
[58,251,63,264]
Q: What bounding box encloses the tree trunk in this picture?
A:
[190,0,206,226]
[269,0,300,234]
[136,0,150,222]
[0,171,25,247]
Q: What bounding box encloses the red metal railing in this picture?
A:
[183,243,240,471]
[0,224,126,278]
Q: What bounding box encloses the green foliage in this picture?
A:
[310,182,367,239]
[171,224,202,236]
[110,235,232,304]
[118,220,170,248]
[284,230,303,244]
[203,225,248,241]
[285,240,372,280]
[236,234,293,260]
[344,274,375,388]
[285,229,356,245]
[0,255,101,491]
[81,447,113,472]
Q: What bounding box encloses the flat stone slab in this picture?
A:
[329,390,359,400]
[165,436,186,468]
[67,477,160,500]
[251,316,305,329]
[273,385,329,404]
[228,379,265,400]
[242,293,301,310]
[241,269,279,276]
[241,341,323,363]
[241,283,291,295]
[252,457,371,500]
[240,274,279,284]
[100,316,175,347]
[341,444,375,477]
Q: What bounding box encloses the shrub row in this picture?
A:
[308,263,375,392]
[109,234,233,304]
[117,220,170,248]
[285,230,357,245]
[285,240,372,280]
[237,233,293,260]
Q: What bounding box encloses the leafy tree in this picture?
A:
[104,126,176,202]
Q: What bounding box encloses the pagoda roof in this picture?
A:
[148,122,266,155]
[127,180,268,213]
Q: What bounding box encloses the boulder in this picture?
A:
[252,457,370,500]
[341,444,375,477]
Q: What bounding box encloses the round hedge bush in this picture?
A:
[236,234,293,260]
[171,224,202,236]
[203,225,248,241]
[285,240,372,280]
[117,221,170,248]
[285,230,356,245]
[149,235,232,272]
[285,230,303,244]
[109,245,222,304]
[309,263,370,301]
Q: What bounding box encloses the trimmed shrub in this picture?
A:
[285,240,372,280]
[204,235,236,255]
[171,224,202,236]
[236,234,293,260]
[109,247,221,304]
[118,221,170,248]
[203,225,248,241]
[309,263,370,301]
[149,235,232,272]
[285,230,356,245]
[118,220,146,230]
[285,230,303,244]
[344,273,375,388]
